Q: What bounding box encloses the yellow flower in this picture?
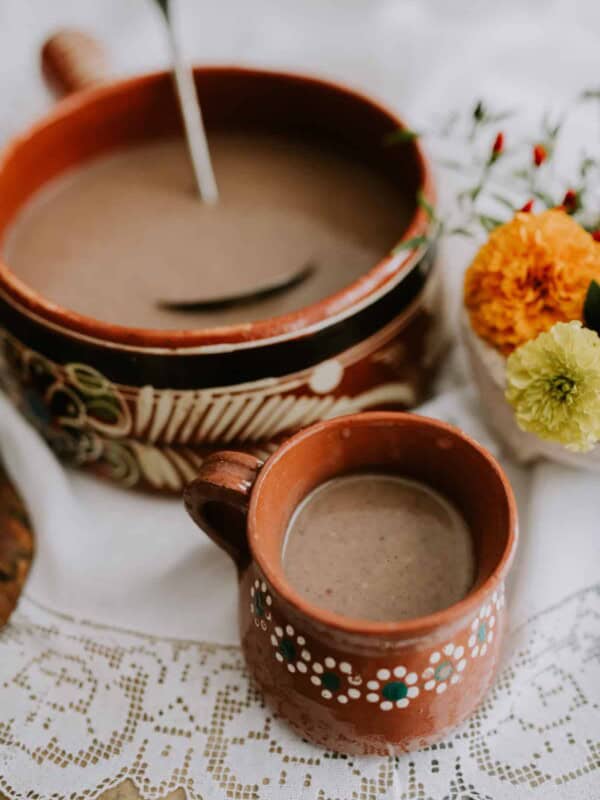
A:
[506,321,600,452]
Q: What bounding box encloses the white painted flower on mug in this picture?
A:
[249,579,272,630]
[468,602,496,658]
[310,657,362,703]
[364,666,419,711]
[270,624,311,674]
[492,587,505,612]
[422,643,467,694]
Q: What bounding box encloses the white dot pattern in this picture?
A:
[254,576,504,711]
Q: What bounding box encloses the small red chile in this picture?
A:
[491,132,504,161]
[533,144,547,167]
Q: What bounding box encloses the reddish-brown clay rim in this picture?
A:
[247,412,518,639]
[0,65,434,350]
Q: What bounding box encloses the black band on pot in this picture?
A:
[0,246,435,390]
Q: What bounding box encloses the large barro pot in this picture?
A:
[0,58,442,492]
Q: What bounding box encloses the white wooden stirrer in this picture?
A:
[155,0,219,204]
[152,0,316,311]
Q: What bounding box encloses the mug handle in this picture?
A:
[183,451,263,572]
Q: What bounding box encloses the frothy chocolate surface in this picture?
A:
[282,474,476,622]
[4,133,411,329]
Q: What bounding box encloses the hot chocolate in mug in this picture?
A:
[184,412,517,754]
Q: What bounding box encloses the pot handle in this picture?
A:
[41,30,110,96]
[183,452,263,572]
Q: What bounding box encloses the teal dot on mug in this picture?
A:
[435,661,453,682]
[279,638,296,661]
[321,672,341,692]
[477,623,487,643]
[382,681,408,701]
[253,592,265,618]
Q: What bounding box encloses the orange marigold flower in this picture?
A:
[464,209,600,354]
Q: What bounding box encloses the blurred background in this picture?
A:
[2,0,599,139]
[3,0,597,312]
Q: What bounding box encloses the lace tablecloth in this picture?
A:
[1,1,599,797]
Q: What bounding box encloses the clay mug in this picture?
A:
[184,412,517,755]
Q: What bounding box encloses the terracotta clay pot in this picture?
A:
[0,40,442,492]
[184,412,517,754]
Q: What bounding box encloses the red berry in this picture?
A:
[492,132,504,158]
[520,199,534,213]
[533,144,547,167]
[592,230,600,242]
[562,189,578,214]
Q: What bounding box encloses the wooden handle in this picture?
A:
[0,462,34,629]
[184,451,262,571]
[41,29,110,96]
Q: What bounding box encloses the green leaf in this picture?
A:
[542,113,563,140]
[393,235,429,253]
[580,156,597,178]
[417,189,435,222]
[383,128,419,146]
[471,100,513,126]
[478,214,503,233]
[469,184,483,202]
[448,227,474,238]
[439,111,460,137]
[437,158,463,171]
[580,88,600,102]
[512,168,531,182]
[153,0,169,16]
[473,100,485,122]
[487,110,515,123]
[491,193,516,212]
[584,280,600,335]
[533,189,556,208]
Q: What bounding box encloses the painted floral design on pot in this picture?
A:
[468,602,496,658]
[184,413,518,753]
